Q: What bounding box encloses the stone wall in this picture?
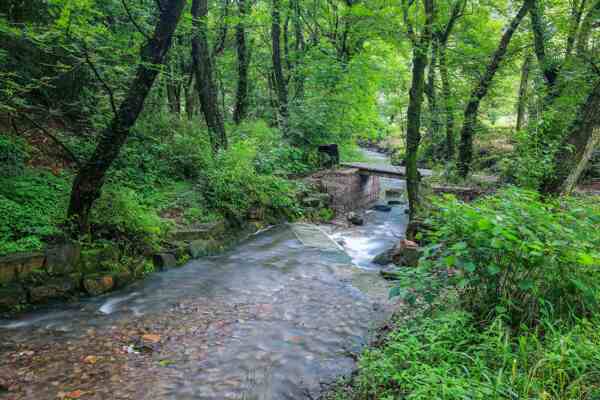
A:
[309,168,380,214]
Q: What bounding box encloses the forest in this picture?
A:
[0,0,599,398]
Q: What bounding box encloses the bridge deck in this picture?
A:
[340,162,433,179]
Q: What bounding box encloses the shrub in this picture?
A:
[418,188,600,327]
[90,186,169,251]
[0,169,69,254]
[0,135,28,177]
[201,140,301,223]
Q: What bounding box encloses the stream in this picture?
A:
[0,150,407,400]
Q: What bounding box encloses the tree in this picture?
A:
[191,0,228,152]
[68,0,187,235]
[457,1,530,177]
[271,0,289,135]
[233,0,250,124]
[403,0,434,222]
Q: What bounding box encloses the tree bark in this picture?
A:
[425,38,440,144]
[529,0,559,90]
[540,80,600,195]
[67,0,187,235]
[192,0,228,153]
[576,0,600,56]
[405,0,434,222]
[166,63,182,116]
[271,0,289,135]
[516,53,532,131]
[457,1,530,177]
[438,0,465,161]
[233,0,250,124]
[566,0,587,58]
[292,0,305,100]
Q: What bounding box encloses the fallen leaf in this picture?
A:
[142,334,161,343]
[83,355,97,365]
[64,389,83,399]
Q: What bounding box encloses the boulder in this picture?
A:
[45,242,81,275]
[372,239,419,267]
[347,212,365,226]
[29,278,77,303]
[152,253,177,271]
[83,275,115,296]
[112,270,133,289]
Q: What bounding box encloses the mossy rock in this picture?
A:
[83,274,115,296]
[188,239,221,259]
[0,284,27,311]
[28,278,78,303]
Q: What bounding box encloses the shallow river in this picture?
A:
[0,150,407,400]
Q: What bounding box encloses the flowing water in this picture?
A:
[0,150,407,400]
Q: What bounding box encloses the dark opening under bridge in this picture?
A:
[340,162,433,180]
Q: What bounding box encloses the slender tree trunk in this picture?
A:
[292,0,305,100]
[566,0,587,57]
[166,63,182,116]
[457,1,530,177]
[271,0,289,135]
[68,0,187,235]
[425,39,440,144]
[540,80,600,194]
[439,45,454,160]
[191,0,227,153]
[516,53,532,131]
[233,0,250,124]
[576,0,600,56]
[185,72,198,120]
[529,0,559,90]
[405,0,434,223]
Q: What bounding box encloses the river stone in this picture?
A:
[0,284,27,310]
[83,275,115,296]
[153,253,177,270]
[347,212,364,226]
[388,200,405,206]
[372,239,419,267]
[45,242,81,275]
[29,278,77,303]
[373,204,392,212]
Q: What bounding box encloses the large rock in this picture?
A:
[79,245,120,273]
[0,252,45,283]
[83,275,115,296]
[372,239,419,267]
[29,278,77,303]
[45,242,81,275]
[152,253,177,270]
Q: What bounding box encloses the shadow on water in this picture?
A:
[0,150,407,400]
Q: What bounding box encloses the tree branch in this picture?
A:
[121,0,151,41]
[19,114,82,168]
[82,45,119,117]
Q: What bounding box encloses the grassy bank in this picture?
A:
[327,189,600,400]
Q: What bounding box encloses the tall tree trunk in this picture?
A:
[271,0,289,135]
[439,45,454,160]
[516,53,532,131]
[192,0,228,153]
[68,0,187,235]
[233,0,250,124]
[292,0,305,100]
[540,80,600,194]
[425,39,440,144]
[457,1,530,177]
[529,0,559,90]
[405,0,434,223]
[185,72,198,120]
[437,0,465,161]
[166,63,182,116]
[576,0,600,56]
[566,0,587,57]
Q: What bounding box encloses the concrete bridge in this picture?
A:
[340,162,433,179]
